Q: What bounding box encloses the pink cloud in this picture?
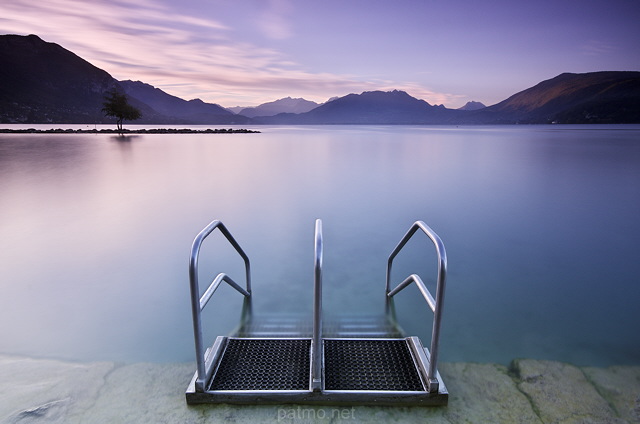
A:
[1,0,464,107]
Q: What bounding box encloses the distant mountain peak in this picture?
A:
[458,101,486,111]
[239,96,320,117]
[335,89,433,107]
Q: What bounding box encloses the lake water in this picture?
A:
[1,125,639,367]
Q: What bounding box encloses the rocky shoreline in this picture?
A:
[0,128,260,134]
[1,354,638,423]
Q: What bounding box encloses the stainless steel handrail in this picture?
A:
[388,274,436,312]
[312,219,323,391]
[386,221,447,393]
[199,273,250,310]
[189,220,251,392]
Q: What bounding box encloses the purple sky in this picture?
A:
[2,0,639,108]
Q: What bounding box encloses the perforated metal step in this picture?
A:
[186,336,447,405]
[209,338,311,391]
[324,339,424,391]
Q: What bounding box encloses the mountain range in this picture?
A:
[254,90,455,124]
[1,34,639,125]
[237,97,320,118]
[118,80,249,124]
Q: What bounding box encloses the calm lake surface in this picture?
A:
[1,125,639,367]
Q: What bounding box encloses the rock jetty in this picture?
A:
[0,128,260,134]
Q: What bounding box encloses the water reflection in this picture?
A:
[110,134,140,142]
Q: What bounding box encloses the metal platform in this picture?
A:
[186,336,448,405]
[186,219,448,406]
[323,339,424,391]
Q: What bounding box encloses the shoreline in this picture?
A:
[0,128,260,134]
[2,354,638,423]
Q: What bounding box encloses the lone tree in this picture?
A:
[102,88,141,132]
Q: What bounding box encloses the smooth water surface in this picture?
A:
[1,125,639,366]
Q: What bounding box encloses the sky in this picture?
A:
[1,0,639,108]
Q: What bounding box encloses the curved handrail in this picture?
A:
[199,273,250,311]
[312,219,323,391]
[388,274,436,312]
[386,221,447,393]
[386,221,446,294]
[189,220,251,392]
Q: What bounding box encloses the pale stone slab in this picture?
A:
[512,359,627,424]
[73,362,211,424]
[440,362,542,424]
[0,355,113,424]
[5,354,640,424]
[583,366,640,424]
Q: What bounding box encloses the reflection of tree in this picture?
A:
[102,89,141,133]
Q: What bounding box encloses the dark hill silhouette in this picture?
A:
[119,80,249,124]
[468,72,640,124]
[0,34,245,124]
[0,34,119,123]
[0,35,170,124]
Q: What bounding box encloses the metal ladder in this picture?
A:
[185,219,448,406]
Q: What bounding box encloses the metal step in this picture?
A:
[209,338,310,391]
[186,336,448,406]
[234,314,313,338]
[234,313,402,338]
[323,339,423,391]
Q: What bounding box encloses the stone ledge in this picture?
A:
[1,355,638,424]
[582,365,640,423]
[510,359,631,424]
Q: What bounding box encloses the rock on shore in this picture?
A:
[1,354,638,423]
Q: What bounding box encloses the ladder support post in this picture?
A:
[312,219,323,392]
